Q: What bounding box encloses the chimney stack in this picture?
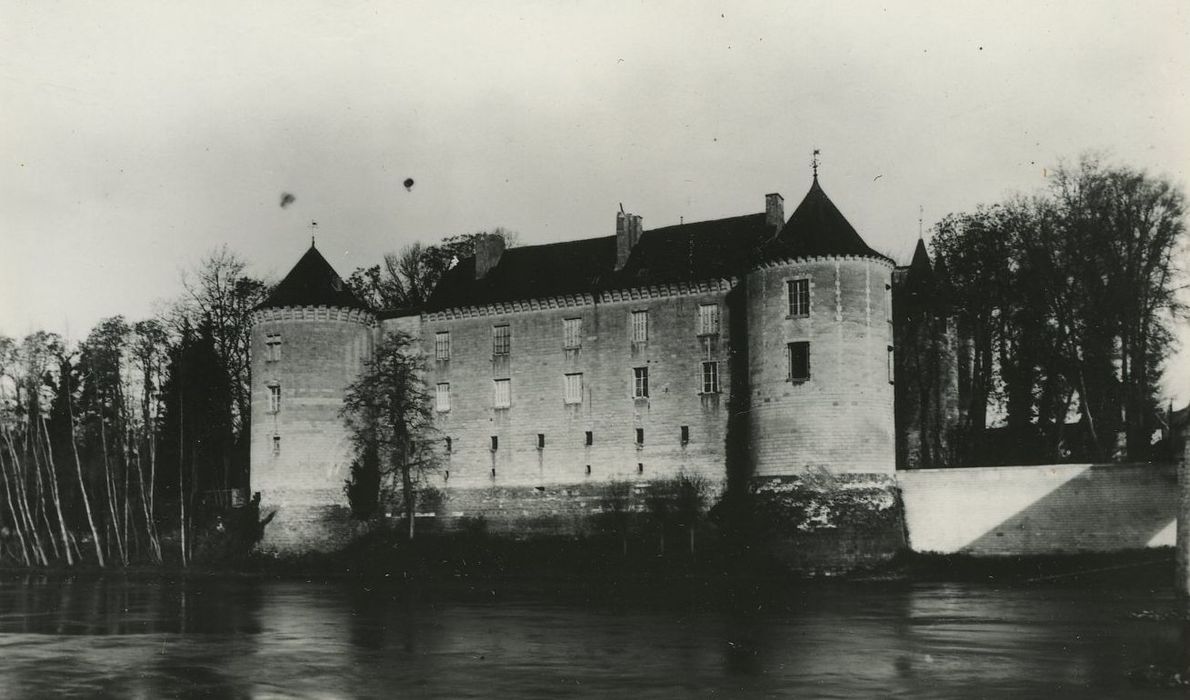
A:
[615,211,643,271]
[766,193,785,231]
[475,233,505,279]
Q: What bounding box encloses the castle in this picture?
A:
[249,175,955,559]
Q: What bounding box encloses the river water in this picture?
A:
[0,573,1185,698]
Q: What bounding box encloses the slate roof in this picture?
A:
[423,214,772,311]
[258,244,371,312]
[764,178,893,264]
[418,178,890,312]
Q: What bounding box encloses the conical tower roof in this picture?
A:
[258,243,370,312]
[772,178,892,263]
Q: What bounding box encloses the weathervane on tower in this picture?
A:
[811,148,821,179]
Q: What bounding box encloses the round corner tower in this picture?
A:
[746,177,896,477]
[250,243,375,553]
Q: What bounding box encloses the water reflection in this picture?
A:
[0,574,1184,698]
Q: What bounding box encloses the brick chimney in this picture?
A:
[615,211,643,271]
[475,233,505,279]
[766,192,785,231]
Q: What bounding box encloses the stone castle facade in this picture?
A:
[249,176,956,555]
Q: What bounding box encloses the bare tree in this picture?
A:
[341,330,437,540]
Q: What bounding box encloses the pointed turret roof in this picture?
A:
[770,178,892,263]
[259,243,371,312]
[908,237,935,281]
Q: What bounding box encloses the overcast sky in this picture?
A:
[2,1,1188,400]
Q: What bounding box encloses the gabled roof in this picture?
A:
[766,178,892,264]
[259,244,371,312]
[424,213,769,311]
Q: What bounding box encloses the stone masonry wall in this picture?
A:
[401,286,736,494]
[746,257,896,476]
[251,308,375,553]
[900,463,1177,555]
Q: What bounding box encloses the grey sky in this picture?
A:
[2,1,1188,399]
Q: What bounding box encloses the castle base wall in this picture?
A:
[900,463,1177,555]
[748,473,905,572]
[256,487,375,555]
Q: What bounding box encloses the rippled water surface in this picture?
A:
[0,573,1185,698]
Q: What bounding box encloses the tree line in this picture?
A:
[929,155,1186,464]
[0,247,266,567]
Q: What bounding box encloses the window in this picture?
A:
[680,426,689,445]
[445,437,453,454]
[701,361,720,394]
[698,304,720,335]
[631,310,649,343]
[493,378,511,408]
[435,331,450,360]
[887,346,895,384]
[272,435,281,456]
[636,428,644,446]
[564,373,583,404]
[435,383,451,412]
[585,431,593,446]
[788,342,810,382]
[268,385,281,413]
[265,334,282,362]
[563,318,582,349]
[490,435,498,451]
[637,463,644,474]
[492,325,510,356]
[788,279,810,317]
[537,433,545,449]
[633,367,649,398]
[585,464,591,475]
[885,284,893,323]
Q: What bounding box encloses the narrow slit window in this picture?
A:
[272,435,281,456]
[490,435,498,451]
[537,433,545,449]
[887,346,895,384]
[585,431,593,446]
[680,426,689,445]
[444,437,453,454]
[635,428,644,446]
